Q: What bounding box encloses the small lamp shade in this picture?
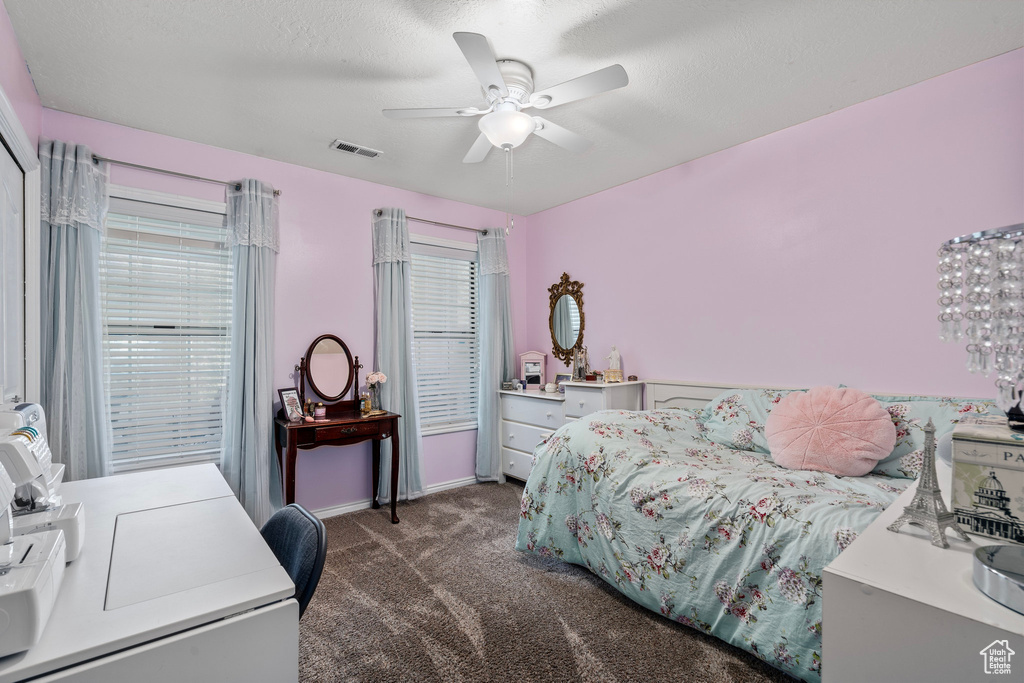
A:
[478,110,536,149]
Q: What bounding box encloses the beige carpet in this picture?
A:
[299,482,791,682]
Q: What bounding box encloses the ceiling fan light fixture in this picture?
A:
[478,110,536,149]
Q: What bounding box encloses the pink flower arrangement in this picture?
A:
[367,371,387,386]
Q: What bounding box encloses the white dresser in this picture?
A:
[500,390,565,482]
[562,380,644,423]
[823,458,1024,683]
[499,381,644,482]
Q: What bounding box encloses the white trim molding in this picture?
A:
[0,84,38,173]
[420,422,477,437]
[0,74,41,402]
[312,475,480,520]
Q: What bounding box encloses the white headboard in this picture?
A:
[644,379,800,411]
[644,378,986,411]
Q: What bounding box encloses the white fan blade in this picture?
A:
[463,133,493,163]
[531,117,591,153]
[453,32,509,97]
[529,64,628,109]
[383,106,483,119]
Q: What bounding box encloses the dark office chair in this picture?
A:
[260,503,327,619]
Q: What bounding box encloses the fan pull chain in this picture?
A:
[505,146,515,235]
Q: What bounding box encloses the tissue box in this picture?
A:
[951,415,1024,546]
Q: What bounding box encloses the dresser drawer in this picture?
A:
[502,421,553,453]
[315,421,379,442]
[564,386,606,418]
[501,394,563,428]
[502,447,534,481]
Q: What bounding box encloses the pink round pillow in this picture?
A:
[765,386,895,477]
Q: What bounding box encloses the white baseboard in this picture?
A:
[422,475,479,495]
[311,475,479,520]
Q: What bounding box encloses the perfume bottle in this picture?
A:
[360,391,371,416]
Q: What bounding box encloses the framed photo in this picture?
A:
[279,388,303,422]
[555,372,572,392]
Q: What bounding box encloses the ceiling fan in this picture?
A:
[383,32,628,163]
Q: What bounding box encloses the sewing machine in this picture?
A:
[0,443,67,658]
[0,403,84,561]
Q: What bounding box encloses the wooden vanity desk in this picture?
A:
[274,404,401,524]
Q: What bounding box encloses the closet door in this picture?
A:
[0,142,25,402]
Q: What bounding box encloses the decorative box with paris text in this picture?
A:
[951,415,1024,545]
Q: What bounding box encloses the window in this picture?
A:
[100,191,231,472]
[409,238,479,434]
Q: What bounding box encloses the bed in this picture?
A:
[515,380,993,681]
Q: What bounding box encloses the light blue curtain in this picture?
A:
[475,229,515,482]
[38,139,111,481]
[372,208,424,502]
[221,179,281,526]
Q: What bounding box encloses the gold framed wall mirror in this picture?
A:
[548,272,584,363]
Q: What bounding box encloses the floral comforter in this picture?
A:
[515,408,911,681]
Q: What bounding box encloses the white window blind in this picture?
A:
[410,241,479,435]
[100,197,231,472]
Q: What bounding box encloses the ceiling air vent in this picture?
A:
[330,139,383,159]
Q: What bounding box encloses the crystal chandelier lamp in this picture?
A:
[938,223,1024,426]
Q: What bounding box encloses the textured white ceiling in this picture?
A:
[6,0,1023,214]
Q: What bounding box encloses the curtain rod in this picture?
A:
[374,209,487,235]
[91,155,282,196]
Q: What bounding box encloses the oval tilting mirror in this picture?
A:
[304,334,354,402]
[548,273,585,363]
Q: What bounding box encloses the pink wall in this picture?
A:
[41,108,527,511]
[0,2,40,146]
[23,25,1024,510]
[515,49,1024,400]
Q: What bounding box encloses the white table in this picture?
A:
[0,464,297,682]
[823,459,1024,683]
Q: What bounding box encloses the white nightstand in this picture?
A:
[823,459,1024,683]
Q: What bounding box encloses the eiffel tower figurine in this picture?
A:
[887,418,970,548]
